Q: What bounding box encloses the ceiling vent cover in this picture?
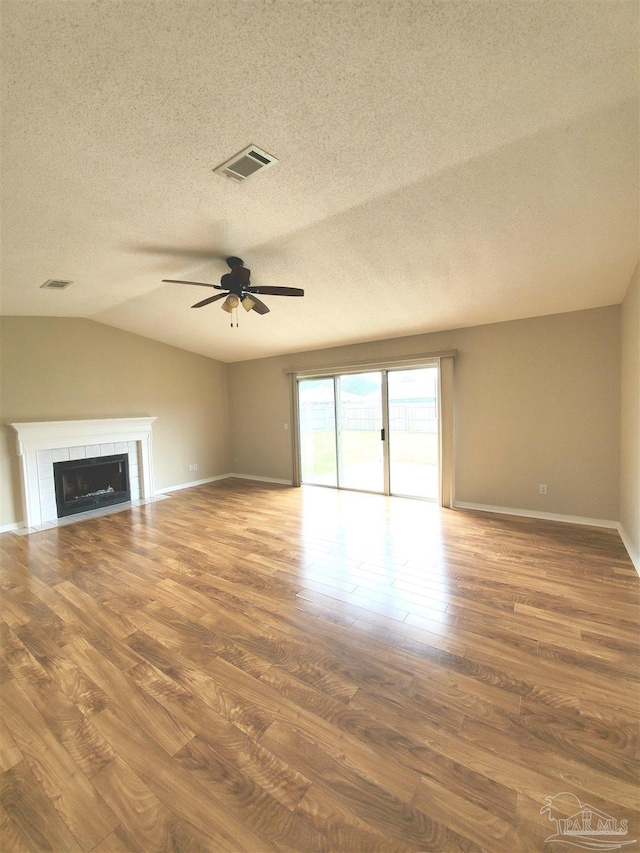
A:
[41,279,72,289]
[213,145,278,182]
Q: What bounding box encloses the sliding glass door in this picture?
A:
[337,372,384,493]
[388,366,438,499]
[298,365,439,500]
[298,378,337,486]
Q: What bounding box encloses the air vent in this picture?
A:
[213,145,278,182]
[41,279,73,290]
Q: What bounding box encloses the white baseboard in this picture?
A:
[156,473,293,497]
[156,474,231,495]
[228,473,293,486]
[616,523,640,576]
[453,501,618,529]
[454,501,640,575]
[0,522,21,534]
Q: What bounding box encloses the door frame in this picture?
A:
[289,350,455,506]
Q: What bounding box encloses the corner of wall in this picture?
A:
[619,263,640,572]
[617,523,640,576]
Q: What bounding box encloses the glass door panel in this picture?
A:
[337,372,384,493]
[299,378,337,486]
[388,366,438,499]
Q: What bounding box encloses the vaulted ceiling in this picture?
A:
[2,1,638,362]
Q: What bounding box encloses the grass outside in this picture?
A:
[301,429,438,480]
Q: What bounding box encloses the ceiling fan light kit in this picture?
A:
[221,294,240,313]
[162,256,304,328]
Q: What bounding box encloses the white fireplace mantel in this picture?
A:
[10,417,157,528]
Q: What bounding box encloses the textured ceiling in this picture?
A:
[1,0,638,362]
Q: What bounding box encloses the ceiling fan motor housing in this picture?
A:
[222,265,251,294]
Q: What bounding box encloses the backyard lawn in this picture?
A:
[301,429,438,480]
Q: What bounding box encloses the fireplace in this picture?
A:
[10,418,156,529]
[54,453,130,518]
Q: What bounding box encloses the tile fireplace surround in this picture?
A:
[10,418,156,529]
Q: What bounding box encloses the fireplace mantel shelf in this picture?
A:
[10,417,157,453]
[10,418,157,528]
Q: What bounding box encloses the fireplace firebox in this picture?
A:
[53,454,131,518]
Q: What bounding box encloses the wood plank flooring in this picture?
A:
[0,479,638,851]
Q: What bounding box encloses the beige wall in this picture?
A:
[620,265,640,564]
[228,306,621,521]
[0,317,230,528]
[1,305,627,533]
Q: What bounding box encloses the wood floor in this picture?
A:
[0,479,638,852]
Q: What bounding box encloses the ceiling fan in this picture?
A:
[163,256,304,319]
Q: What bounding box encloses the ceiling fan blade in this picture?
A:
[191,293,228,308]
[163,279,225,289]
[249,296,270,315]
[246,286,304,296]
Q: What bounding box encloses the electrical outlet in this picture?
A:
[193,463,197,471]
[188,463,198,472]
[539,484,547,495]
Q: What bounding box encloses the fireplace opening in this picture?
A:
[53,454,131,518]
